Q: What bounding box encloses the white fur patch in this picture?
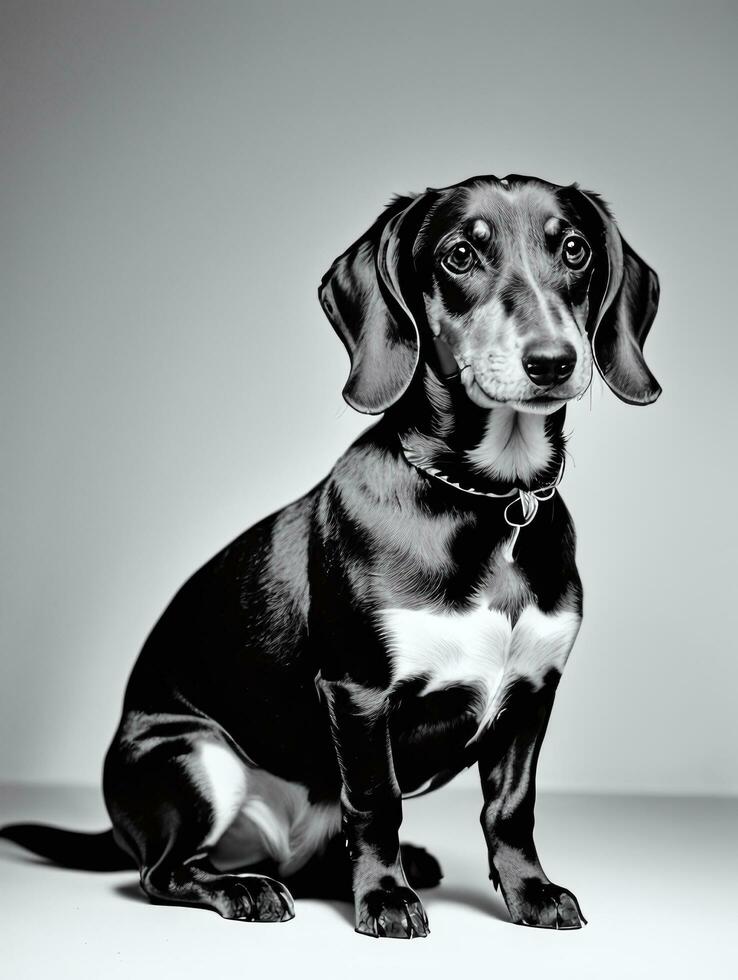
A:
[196,742,249,849]
[381,601,580,740]
[194,743,341,876]
[519,246,559,336]
[465,408,553,482]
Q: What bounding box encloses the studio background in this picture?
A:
[2,0,736,798]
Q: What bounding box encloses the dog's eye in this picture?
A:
[562,235,591,271]
[441,241,477,275]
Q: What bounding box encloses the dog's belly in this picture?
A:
[382,601,581,761]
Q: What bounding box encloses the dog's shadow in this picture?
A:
[113,880,145,903]
[319,884,509,927]
[112,878,508,925]
[425,883,509,922]
[0,852,503,923]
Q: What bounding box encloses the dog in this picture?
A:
[1,173,660,938]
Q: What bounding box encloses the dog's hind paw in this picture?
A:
[400,842,443,889]
[508,880,586,930]
[356,884,430,939]
[215,874,295,923]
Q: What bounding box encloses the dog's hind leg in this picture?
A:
[284,836,443,900]
[103,712,294,923]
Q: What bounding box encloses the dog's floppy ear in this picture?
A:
[319,192,436,414]
[572,189,662,405]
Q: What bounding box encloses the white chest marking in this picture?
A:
[465,408,553,483]
[381,602,581,740]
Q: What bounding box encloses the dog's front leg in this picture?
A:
[319,677,429,939]
[477,682,586,929]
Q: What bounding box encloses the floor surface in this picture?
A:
[1,784,735,979]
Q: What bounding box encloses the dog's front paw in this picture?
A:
[356,881,429,939]
[507,879,586,930]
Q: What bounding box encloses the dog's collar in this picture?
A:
[398,434,564,531]
[399,344,566,535]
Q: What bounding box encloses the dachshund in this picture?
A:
[1,173,660,938]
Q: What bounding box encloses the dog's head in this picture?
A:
[319,175,660,415]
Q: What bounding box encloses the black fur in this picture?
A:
[1,174,660,939]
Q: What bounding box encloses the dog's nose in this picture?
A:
[522,345,577,388]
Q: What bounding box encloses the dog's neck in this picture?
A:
[391,368,567,494]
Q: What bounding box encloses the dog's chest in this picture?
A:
[381,570,580,735]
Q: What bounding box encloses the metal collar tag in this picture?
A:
[399,437,564,559]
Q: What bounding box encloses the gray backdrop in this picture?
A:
[1,0,736,795]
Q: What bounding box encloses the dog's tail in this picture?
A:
[0,824,135,871]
